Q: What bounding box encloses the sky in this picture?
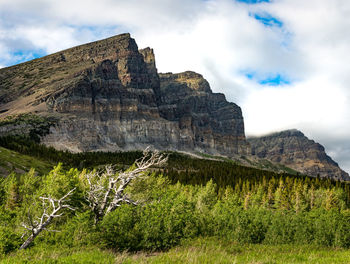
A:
[0,0,349,173]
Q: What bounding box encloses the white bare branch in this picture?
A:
[19,188,76,250]
[84,148,167,224]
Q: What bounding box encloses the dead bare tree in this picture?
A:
[85,148,167,224]
[20,188,76,250]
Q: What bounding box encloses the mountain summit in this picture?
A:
[0,33,249,155]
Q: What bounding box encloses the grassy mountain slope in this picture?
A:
[0,146,53,177]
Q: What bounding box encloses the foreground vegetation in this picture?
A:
[3,238,350,263]
[1,163,350,255]
[1,137,350,262]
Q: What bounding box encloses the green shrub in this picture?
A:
[137,190,199,249]
[0,225,21,255]
[99,204,140,251]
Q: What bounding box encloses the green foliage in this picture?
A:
[0,208,22,256]
[1,141,350,257]
[136,187,198,250]
[99,182,200,251]
[1,136,350,210]
[2,173,20,209]
[38,211,96,248]
[40,164,80,199]
[211,203,270,243]
[99,205,140,250]
[2,164,350,255]
[0,225,22,256]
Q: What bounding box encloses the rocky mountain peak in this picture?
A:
[0,33,248,156]
[159,71,211,93]
[248,129,350,181]
[267,129,305,138]
[139,47,156,67]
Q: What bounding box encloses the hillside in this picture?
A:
[0,146,53,177]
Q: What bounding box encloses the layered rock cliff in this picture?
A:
[0,33,249,155]
[248,130,350,181]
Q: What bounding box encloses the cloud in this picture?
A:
[0,0,349,173]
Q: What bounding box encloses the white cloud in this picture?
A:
[0,0,349,172]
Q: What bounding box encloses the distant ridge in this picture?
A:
[248,129,350,181]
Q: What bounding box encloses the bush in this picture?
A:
[99,186,199,251]
[0,226,21,255]
[99,205,140,251]
[137,190,198,249]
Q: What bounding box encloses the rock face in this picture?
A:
[0,33,249,155]
[158,72,247,154]
[248,129,350,181]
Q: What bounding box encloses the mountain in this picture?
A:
[0,33,348,181]
[0,33,249,155]
[248,129,350,181]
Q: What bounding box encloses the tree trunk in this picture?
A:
[20,234,36,250]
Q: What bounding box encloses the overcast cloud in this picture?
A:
[0,0,349,172]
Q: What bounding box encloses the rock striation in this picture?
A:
[0,33,249,155]
[248,129,350,181]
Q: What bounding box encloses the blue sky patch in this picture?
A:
[245,72,255,80]
[259,74,291,86]
[13,50,46,59]
[8,49,47,66]
[236,0,270,4]
[250,12,283,27]
[243,70,291,86]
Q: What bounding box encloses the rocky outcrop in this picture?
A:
[248,129,350,181]
[0,33,249,156]
[158,71,247,154]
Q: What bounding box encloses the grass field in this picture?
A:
[2,238,350,264]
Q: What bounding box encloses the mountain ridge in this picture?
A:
[248,129,350,181]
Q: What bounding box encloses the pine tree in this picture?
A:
[274,178,290,210]
[294,181,304,213]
